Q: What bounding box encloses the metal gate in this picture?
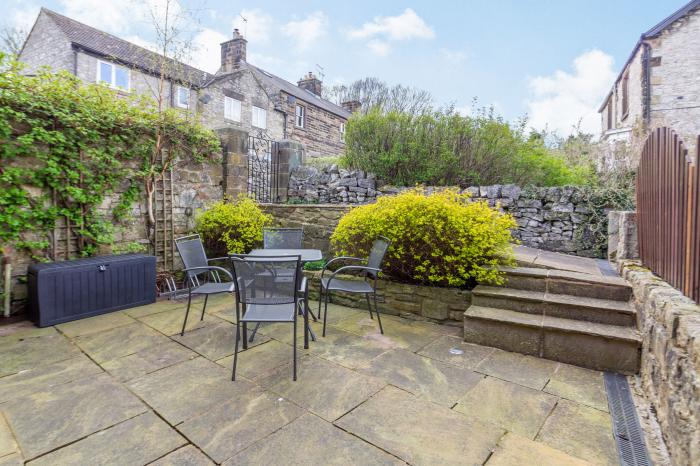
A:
[637,127,700,301]
[247,136,281,203]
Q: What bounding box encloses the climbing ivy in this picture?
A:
[0,54,220,259]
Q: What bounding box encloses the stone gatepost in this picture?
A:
[274,139,305,203]
[217,128,248,199]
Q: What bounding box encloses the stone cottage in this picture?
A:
[598,0,700,164]
[18,8,353,157]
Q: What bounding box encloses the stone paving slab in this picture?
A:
[336,385,504,465]
[73,322,170,363]
[307,326,394,370]
[149,445,214,466]
[360,348,483,407]
[172,320,247,361]
[332,313,442,352]
[475,348,560,389]
[55,312,135,338]
[136,307,218,336]
[454,376,557,439]
[0,454,22,466]
[226,413,403,465]
[100,340,198,382]
[26,412,185,466]
[123,299,188,319]
[536,399,617,465]
[0,354,102,403]
[179,388,304,463]
[0,414,18,459]
[262,356,386,421]
[417,335,496,369]
[216,340,293,381]
[2,373,146,460]
[0,332,81,377]
[487,432,595,466]
[126,357,255,425]
[544,363,609,412]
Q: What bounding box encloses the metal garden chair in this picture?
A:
[318,236,391,337]
[231,255,304,381]
[175,234,236,336]
[263,227,304,249]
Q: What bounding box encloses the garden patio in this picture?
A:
[1,287,619,465]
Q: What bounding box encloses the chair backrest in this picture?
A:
[231,256,301,306]
[263,228,303,249]
[175,234,208,280]
[366,236,391,278]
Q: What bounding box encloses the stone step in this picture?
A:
[498,266,633,301]
[472,285,637,327]
[463,306,641,374]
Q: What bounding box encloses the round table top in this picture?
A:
[249,248,323,263]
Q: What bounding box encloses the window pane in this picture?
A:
[99,62,112,84]
[253,106,266,129]
[225,96,241,121]
[177,86,189,108]
[114,66,129,90]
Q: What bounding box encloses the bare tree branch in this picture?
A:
[1,27,28,56]
[323,77,433,115]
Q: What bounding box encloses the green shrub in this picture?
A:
[195,197,273,256]
[330,189,517,287]
[344,109,588,187]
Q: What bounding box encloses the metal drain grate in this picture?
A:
[604,372,652,466]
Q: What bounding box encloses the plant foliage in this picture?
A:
[344,108,591,187]
[331,189,517,287]
[194,197,273,256]
[0,55,219,258]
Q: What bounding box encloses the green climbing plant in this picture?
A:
[0,54,220,260]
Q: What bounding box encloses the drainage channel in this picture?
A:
[604,372,652,466]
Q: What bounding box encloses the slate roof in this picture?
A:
[598,0,700,111]
[37,8,350,118]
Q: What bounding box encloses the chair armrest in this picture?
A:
[207,256,231,263]
[326,265,381,289]
[320,256,365,281]
[183,266,233,283]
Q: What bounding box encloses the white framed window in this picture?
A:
[224,96,241,122]
[97,60,130,91]
[295,104,305,128]
[252,105,267,129]
[340,122,346,142]
[175,85,190,109]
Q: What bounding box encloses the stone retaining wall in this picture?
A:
[302,270,470,324]
[617,259,700,465]
[279,181,603,256]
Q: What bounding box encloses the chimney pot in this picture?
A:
[298,72,322,96]
[220,29,247,73]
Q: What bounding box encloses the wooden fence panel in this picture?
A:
[637,127,700,301]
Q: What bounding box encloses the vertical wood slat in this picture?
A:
[637,127,698,302]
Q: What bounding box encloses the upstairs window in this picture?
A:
[224,96,241,122]
[295,104,305,128]
[97,60,129,91]
[621,74,629,119]
[175,85,190,109]
[252,105,267,129]
[340,122,346,142]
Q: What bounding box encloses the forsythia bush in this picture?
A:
[195,197,273,255]
[331,189,516,287]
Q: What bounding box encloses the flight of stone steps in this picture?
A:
[463,266,641,374]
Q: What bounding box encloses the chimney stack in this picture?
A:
[297,71,322,96]
[220,29,247,73]
[341,100,362,113]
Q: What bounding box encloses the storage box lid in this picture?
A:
[28,254,156,273]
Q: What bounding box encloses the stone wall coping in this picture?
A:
[260,203,353,209]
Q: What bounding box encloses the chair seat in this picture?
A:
[241,303,296,322]
[191,281,235,294]
[321,277,374,293]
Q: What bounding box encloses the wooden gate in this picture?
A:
[637,127,700,301]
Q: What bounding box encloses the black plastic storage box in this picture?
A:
[28,254,156,327]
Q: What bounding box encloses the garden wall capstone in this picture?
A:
[284,167,602,256]
[617,259,700,466]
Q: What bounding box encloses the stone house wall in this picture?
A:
[17,12,74,74]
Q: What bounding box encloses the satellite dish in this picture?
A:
[199,94,212,104]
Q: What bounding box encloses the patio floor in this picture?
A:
[1,294,618,465]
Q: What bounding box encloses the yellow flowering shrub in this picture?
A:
[330,189,516,287]
[195,196,272,255]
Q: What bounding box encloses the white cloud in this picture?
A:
[526,49,616,136]
[440,48,467,65]
[366,40,391,57]
[349,9,434,41]
[58,0,133,33]
[123,35,159,53]
[190,28,228,73]
[233,9,274,44]
[281,11,328,51]
[8,2,40,30]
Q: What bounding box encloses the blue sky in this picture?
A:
[4,0,691,135]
